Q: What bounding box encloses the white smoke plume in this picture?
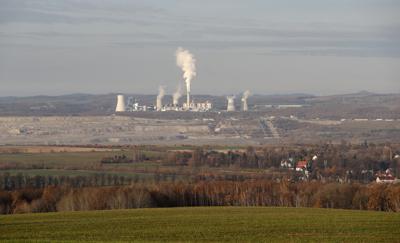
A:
[176,47,196,93]
[156,86,165,111]
[157,86,165,100]
[173,85,182,106]
[242,90,251,101]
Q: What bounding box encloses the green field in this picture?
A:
[0,151,139,167]
[1,207,399,242]
[0,169,156,180]
[0,149,262,180]
[0,150,166,178]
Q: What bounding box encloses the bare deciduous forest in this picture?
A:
[0,180,399,214]
[1,143,399,214]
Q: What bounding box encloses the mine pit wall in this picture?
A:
[0,116,214,145]
[0,116,399,145]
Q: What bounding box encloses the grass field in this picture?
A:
[0,150,172,172]
[1,207,399,242]
[0,148,263,180]
[0,169,156,180]
[0,151,136,167]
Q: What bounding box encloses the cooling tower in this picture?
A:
[173,99,178,107]
[173,86,181,106]
[115,95,126,112]
[156,86,165,111]
[227,96,235,112]
[242,98,248,111]
[241,90,250,112]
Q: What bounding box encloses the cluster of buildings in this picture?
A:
[114,91,251,113]
[280,155,399,184]
[115,94,213,112]
[280,156,317,179]
[182,101,213,111]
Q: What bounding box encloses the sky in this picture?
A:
[0,0,399,96]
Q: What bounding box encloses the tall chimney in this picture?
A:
[115,95,126,112]
[186,91,190,110]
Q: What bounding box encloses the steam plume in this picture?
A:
[156,86,165,111]
[176,47,196,109]
[176,47,196,93]
[242,90,251,100]
[173,85,182,106]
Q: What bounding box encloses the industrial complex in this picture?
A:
[114,48,251,113]
[115,91,251,113]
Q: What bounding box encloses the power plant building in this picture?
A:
[182,100,212,111]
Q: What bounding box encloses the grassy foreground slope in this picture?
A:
[1,207,399,242]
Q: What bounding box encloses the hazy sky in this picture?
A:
[1,0,399,96]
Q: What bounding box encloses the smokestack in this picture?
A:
[156,86,165,111]
[176,47,196,110]
[115,95,126,112]
[241,90,251,111]
[173,85,182,106]
[187,91,190,109]
[227,96,235,112]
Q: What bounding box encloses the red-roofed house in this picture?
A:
[296,161,308,172]
[376,169,398,183]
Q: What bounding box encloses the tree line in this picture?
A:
[1,179,399,214]
[0,173,137,191]
[163,143,400,179]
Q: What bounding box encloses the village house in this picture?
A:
[296,161,308,172]
[376,169,398,183]
[280,158,294,169]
